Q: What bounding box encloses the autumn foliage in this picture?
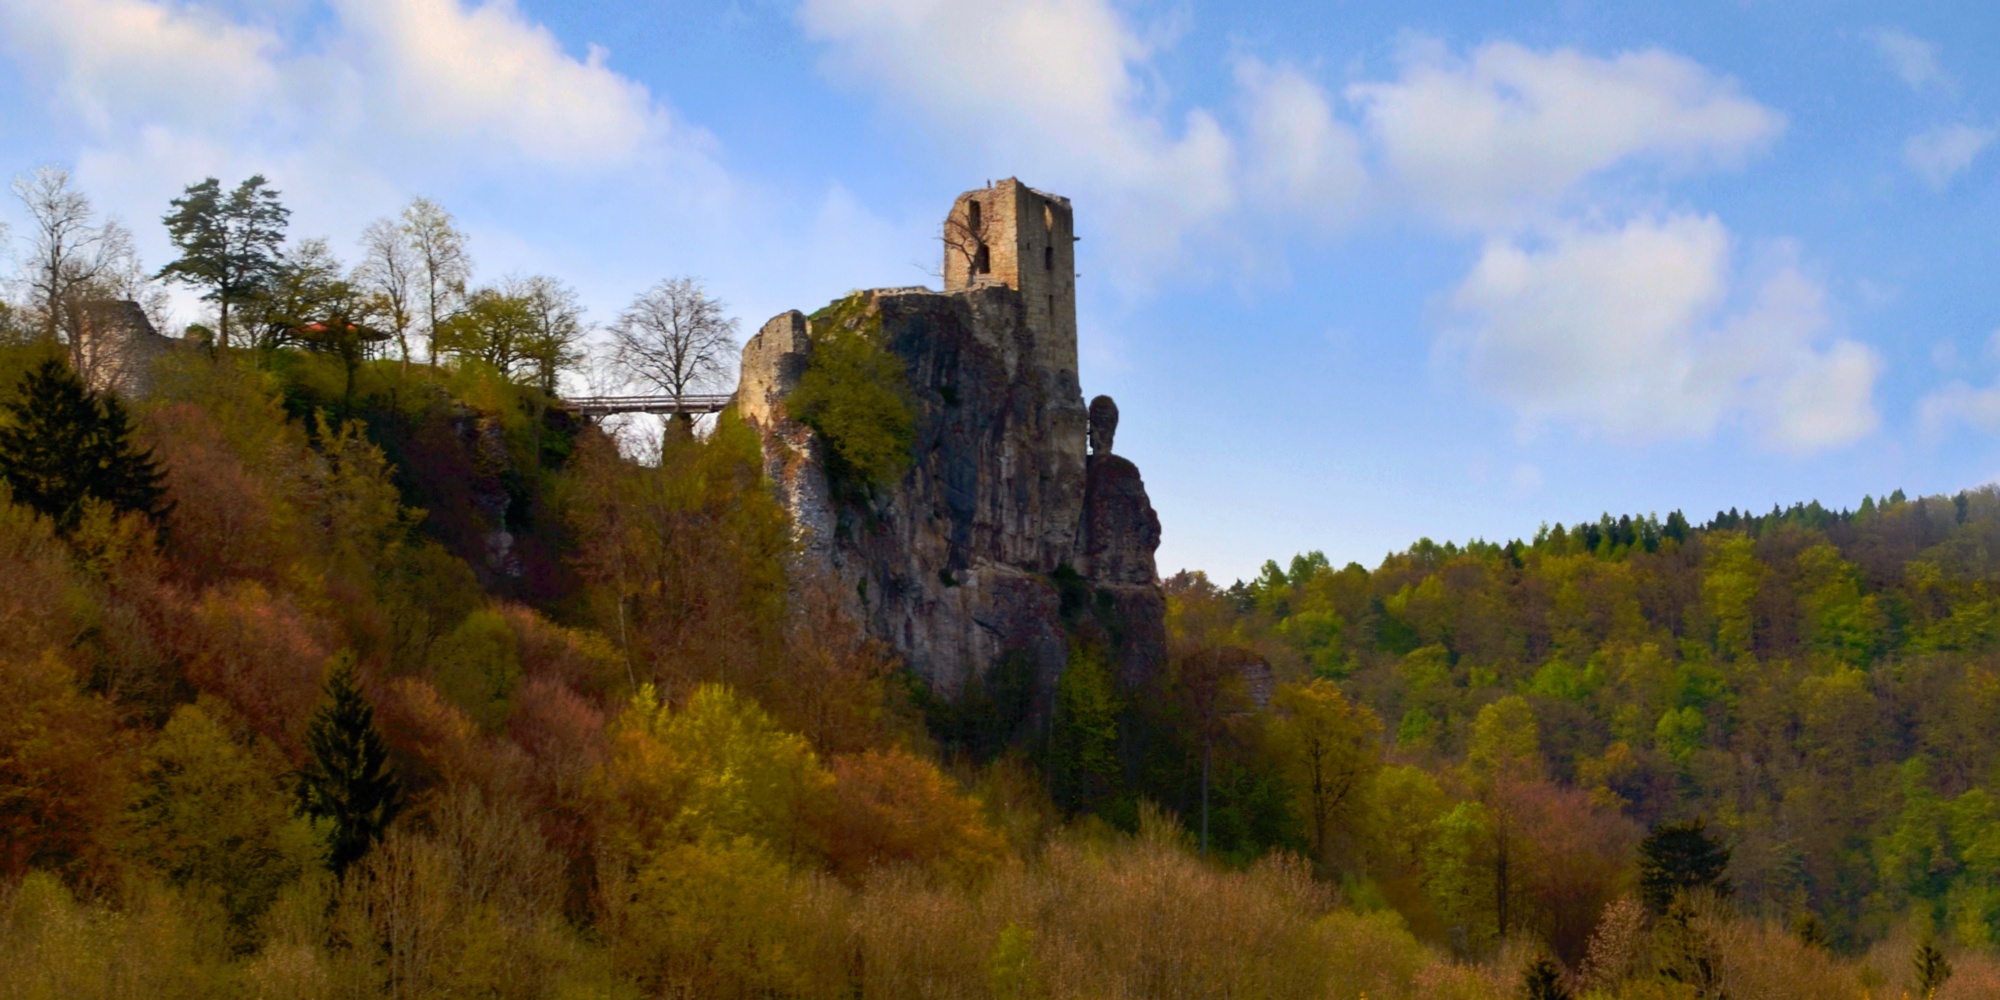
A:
[8,342,2000,998]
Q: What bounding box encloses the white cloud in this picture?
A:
[1920,331,2000,438]
[0,0,827,334]
[1447,215,1878,452]
[1867,28,1946,92]
[1903,123,1996,191]
[0,0,284,132]
[1919,382,2000,436]
[0,0,676,172]
[794,11,1790,280]
[797,0,1239,285]
[1235,58,1367,226]
[1346,39,1783,228]
[327,0,664,168]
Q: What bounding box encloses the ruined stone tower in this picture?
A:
[943,179,1078,388]
[736,180,1161,704]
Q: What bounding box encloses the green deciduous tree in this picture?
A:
[157,175,290,348]
[0,358,167,533]
[437,286,537,377]
[297,655,403,876]
[1268,678,1381,869]
[123,702,319,944]
[1051,644,1123,817]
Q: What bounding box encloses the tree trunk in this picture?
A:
[1201,740,1212,858]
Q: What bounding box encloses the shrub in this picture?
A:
[789,294,914,493]
[820,747,1006,883]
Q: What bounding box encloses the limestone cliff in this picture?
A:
[733,180,1166,705]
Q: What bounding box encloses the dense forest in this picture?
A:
[3,168,1999,999]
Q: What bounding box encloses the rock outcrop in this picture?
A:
[735,180,1167,707]
[1078,395,1165,686]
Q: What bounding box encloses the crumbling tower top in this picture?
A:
[943,178,1077,382]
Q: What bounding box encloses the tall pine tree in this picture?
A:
[297,656,402,876]
[0,358,167,532]
[158,175,290,349]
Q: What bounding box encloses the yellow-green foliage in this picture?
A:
[604,838,850,1000]
[597,683,833,861]
[121,701,320,945]
[428,608,523,730]
[789,293,915,492]
[0,873,243,1000]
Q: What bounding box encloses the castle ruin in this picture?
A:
[735,179,1164,710]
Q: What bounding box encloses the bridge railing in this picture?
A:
[560,393,734,416]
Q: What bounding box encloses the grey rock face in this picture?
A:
[736,276,1164,703]
[1088,395,1118,456]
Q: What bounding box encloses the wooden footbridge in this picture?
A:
[559,393,733,417]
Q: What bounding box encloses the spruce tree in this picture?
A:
[1638,816,1733,913]
[1914,936,1953,999]
[297,656,402,876]
[1520,956,1572,1000]
[0,358,167,532]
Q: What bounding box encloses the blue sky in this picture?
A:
[1,0,1997,581]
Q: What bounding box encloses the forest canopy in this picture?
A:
[2,165,1998,999]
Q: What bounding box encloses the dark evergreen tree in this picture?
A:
[1914,936,1953,999]
[158,175,290,349]
[297,656,402,876]
[0,358,167,532]
[1519,956,1572,1000]
[1639,816,1733,913]
[1663,509,1691,543]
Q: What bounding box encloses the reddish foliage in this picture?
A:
[372,675,487,799]
[819,748,1005,882]
[1509,777,1642,965]
[145,403,285,586]
[172,581,330,756]
[502,605,623,695]
[0,651,130,885]
[509,676,608,878]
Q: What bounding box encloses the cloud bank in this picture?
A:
[0,0,1878,454]
[793,3,1859,450]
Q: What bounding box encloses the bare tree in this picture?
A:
[609,278,739,404]
[940,196,990,281]
[12,166,138,354]
[356,218,418,370]
[399,197,471,367]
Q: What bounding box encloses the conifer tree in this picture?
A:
[1638,816,1733,913]
[1914,936,1952,999]
[158,175,290,349]
[0,358,167,532]
[1520,955,1572,1000]
[297,655,402,876]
